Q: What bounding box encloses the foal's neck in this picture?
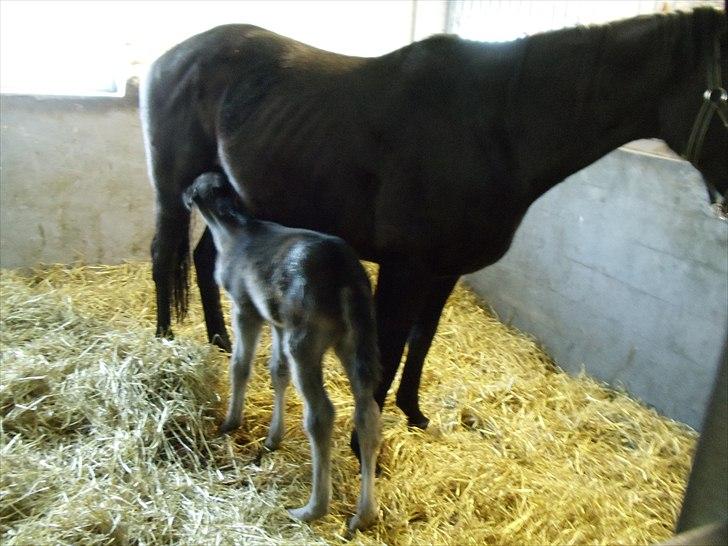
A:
[203,203,255,254]
[504,11,693,199]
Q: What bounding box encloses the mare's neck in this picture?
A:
[503,12,691,199]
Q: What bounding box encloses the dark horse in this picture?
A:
[141,8,727,436]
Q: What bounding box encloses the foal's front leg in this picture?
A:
[219,301,263,434]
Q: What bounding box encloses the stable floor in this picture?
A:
[0,262,695,545]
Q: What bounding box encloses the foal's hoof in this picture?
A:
[287,503,327,522]
[218,419,240,435]
[263,435,282,452]
[347,507,378,534]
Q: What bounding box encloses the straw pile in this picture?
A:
[1,262,696,545]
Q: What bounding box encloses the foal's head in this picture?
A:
[183,172,248,225]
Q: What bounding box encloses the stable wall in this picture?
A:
[0,93,152,267]
[0,0,432,268]
[2,89,725,431]
[465,150,728,430]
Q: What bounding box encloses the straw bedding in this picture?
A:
[0,262,696,545]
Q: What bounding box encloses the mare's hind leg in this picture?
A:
[151,203,191,338]
[193,227,231,352]
[219,300,263,434]
[264,326,290,451]
[350,263,429,460]
[285,329,333,522]
[335,344,381,532]
[371,263,430,410]
[142,76,217,342]
[396,275,459,428]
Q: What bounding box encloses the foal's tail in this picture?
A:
[341,282,381,394]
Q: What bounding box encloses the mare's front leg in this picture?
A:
[219,300,263,434]
[396,275,459,428]
[193,227,232,352]
[284,330,333,522]
[350,263,429,459]
[264,326,290,451]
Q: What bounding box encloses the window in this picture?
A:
[1,1,722,97]
[447,1,724,42]
[0,0,414,97]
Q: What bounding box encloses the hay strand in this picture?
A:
[0,262,696,545]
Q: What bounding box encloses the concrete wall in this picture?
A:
[465,150,728,430]
[0,92,153,268]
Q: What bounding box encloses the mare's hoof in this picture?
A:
[155,327,174,340]
[211,334,232,353]
[406,413,430,430]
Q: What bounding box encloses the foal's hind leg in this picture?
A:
[285,330,333,522]
[193,227,232,352]
[219,301,263,434]
[264,326,290,451]
[336,344,381,532]
[348,396,380,531]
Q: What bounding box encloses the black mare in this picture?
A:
[141,8,728,442]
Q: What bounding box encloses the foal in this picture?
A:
[183,172,381,532]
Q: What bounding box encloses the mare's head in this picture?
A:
[183,172,247,224]
[657,7,727,208]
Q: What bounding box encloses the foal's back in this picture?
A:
[218,222,372,335]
